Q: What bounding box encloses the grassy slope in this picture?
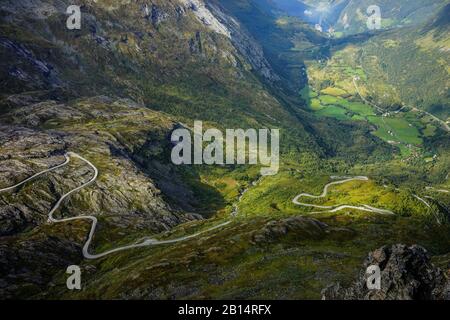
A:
[47,162,450,300]
[334,0,446,35]
[0,0,449,300]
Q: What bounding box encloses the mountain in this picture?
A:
[270,0,447,36]
[299,2,449,175]
[323,244,450,300]
[216,0,329,92]
[271,0,350,29]
[336,3,450,118]
[0,0,284,125]
[0,0,392,298]
[0,0,449,300]
[334,0,447,35]
[425,1,450,33]
[0,0,292,297]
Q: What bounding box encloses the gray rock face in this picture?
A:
[322,244,450,300]
[205,2,280,84]
[0,232,82,299]
[143,4,169,26]
[252,216,329,243]
[252,216,357,244]
[0,37,63,91]
[0,96,206,239]
[188,31,203,54]
[0,96,208,298]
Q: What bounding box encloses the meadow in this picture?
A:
[301,54,437,158]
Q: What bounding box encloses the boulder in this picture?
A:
[322,244,450,300]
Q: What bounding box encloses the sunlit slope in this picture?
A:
[299,0,446,35]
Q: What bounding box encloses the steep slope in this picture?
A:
[6,0,382,158]
[297,2,450,195]
[345,3,449,119]
[335,0,446,35]
[1,0,280,231]
[296,0,446,35]
[209,0,397,161]
[0,0,302,297]
[1,0,446,300]
[215,0,328,92]
[271,0,349,30]
[303,3,449,120]
[0,0,297,128]
[0,96,209,298]
[0,0,395,157]
[0,0,301,298]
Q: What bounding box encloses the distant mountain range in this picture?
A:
[0,0,449,300]
[270,0,447,35]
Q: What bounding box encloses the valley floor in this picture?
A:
[1,149,449,299]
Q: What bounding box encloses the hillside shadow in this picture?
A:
[109,131,227,219]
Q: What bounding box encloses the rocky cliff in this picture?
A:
[322,244,450,300]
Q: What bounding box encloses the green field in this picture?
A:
[321,87,348,97]
[367,116,422,146]
[316,105,352,120]
[344,101,375,117]
[319,95,347,106]
[302,83,426,157]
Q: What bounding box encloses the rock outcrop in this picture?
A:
[252,216,356,244]
[322,244,450,300]
[205,0,280,83]
[252,216,328,243]
[0,97,203,237]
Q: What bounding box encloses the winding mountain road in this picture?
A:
[0,152,231,260]
[1,152,442,259]
[426,186,449,194]
[0,156,70,193]
[292,176,395,215]
[413,194,431,208]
